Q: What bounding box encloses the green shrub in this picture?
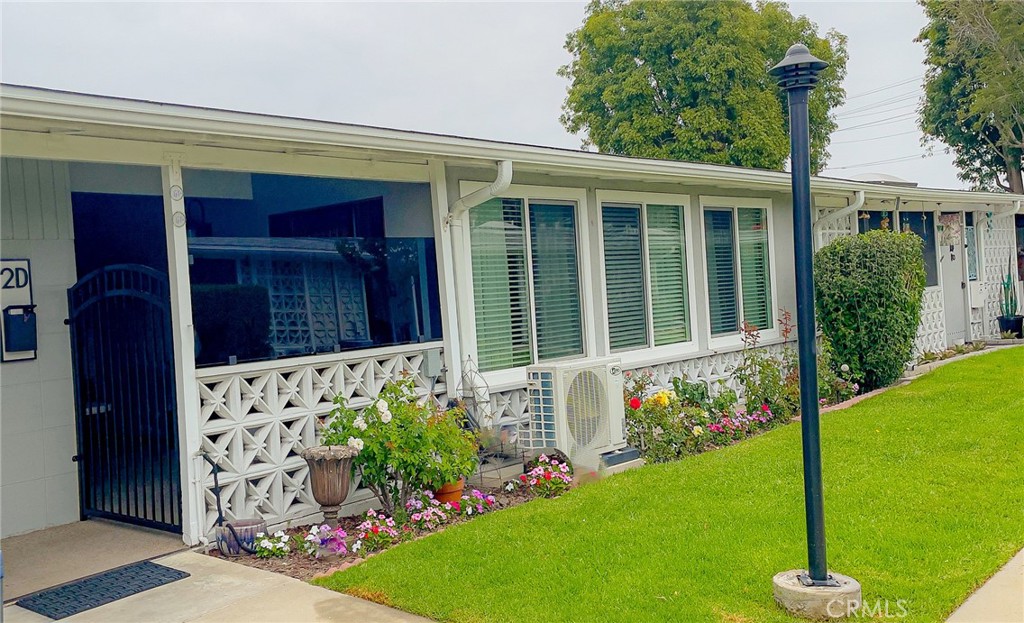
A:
[814,230,926,390]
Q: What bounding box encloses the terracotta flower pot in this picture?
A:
[432,477,466,504]
[301,445,358,526]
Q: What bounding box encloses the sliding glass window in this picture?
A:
[703,203,774,336]
[600,201,692,352]
[469,197,584,371]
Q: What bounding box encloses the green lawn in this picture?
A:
[316,347,1024,622]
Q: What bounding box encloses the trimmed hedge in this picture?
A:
[814,230,926,390]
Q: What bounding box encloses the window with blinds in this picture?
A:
[737,208,773,330]
[704,209,740,335]
[647,205,691,345]
[469,198,532,372]
[602,205,648,351]
[529,202,584,361]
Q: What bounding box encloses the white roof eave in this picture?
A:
[1,84,1021,208]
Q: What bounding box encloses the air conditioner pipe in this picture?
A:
[446,160,513,227]
[812,189,866,243]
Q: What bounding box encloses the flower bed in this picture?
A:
[209,458,571,581]
[624,316,862,464]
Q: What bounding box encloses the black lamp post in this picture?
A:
[769,43,835,588]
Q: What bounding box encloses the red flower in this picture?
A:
[544,471,553,481]
[761,403,770,412]
[371,526,380,535]
[451,501,461,511]
[520,474,528,483]
[629,397,642,410]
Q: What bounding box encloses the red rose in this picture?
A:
[371,526,380,534]
[520,474,528,482]
[761,404,770,412]
[544,471,553,481]
[629,397,642,410]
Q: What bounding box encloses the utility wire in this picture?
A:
[838,102,919,121]
[837,93,920,117]
[845,76,923,100]
[832,129,920,145]
[827,154,928,170]
[834,112,917,132]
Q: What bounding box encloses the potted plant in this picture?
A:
[322,378,478,515]
[423,405,480,503]
[997,257,1023,338]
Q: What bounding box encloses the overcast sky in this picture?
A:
[1,1,964,189]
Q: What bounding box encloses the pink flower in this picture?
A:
[761,404,770,412]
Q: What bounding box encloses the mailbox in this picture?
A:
[3,305,37,352]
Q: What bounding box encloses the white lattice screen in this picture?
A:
[196,344,445,535]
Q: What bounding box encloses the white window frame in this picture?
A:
[595,190,699,368]
[458,181,593,389]
[699,195,779,349]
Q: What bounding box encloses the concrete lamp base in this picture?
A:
[773,570,862,620]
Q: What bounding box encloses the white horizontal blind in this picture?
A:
[602,204,648,351]
[529,201,584,361]
[469,198,532,371]
[647,204,691,345]
[704,208,739,335]
[737,207,773,330]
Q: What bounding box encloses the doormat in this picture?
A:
[16,560,189,620]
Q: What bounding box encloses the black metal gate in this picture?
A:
[68,264,181,532]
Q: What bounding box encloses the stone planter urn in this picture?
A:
[301,445,358,526]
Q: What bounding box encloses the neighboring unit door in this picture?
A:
[68,264,181,532]
[939,212,968,346]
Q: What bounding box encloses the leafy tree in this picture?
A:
[558,0,848,173]
[918,0,1024,193]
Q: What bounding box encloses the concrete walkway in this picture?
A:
[2,519,185,601]
[3,551,430,623]
[946,549,1024,623]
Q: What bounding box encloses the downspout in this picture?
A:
[445,160,513,228]
[812,190,865,245]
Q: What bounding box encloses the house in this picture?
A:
[1,84,1021,547]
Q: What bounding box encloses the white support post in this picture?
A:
[161,158,204,545]
[428,159,463,394]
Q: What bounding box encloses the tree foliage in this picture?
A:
[559,0,848,173]
[918,0,1024,193]
[814,230,926,391]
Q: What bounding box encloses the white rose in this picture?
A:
[353,416,367,431]
[347,436,364,451]
[380,410,393,424]
[375,399,388,412]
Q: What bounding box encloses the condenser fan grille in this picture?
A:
[565,369,607,448]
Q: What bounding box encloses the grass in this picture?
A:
[315,348,1024,622]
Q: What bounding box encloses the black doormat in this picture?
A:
[16,561,190,620]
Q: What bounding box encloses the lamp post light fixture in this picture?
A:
[768,43,862,619]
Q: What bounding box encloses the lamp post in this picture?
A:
[768,43,861,619]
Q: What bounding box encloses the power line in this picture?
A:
[845,76,923,100]
[833,112,917,132]
[838,102,919,121]
[826,153,928,170]
[832,130,920,145]
[837,92,920,117]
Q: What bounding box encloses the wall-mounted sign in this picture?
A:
[1,258,36,362]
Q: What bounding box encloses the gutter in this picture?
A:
[813,190,865,242]
[445,160,513,227]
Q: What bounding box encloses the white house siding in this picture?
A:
[0,157,80,538]
[915,288,947,356]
